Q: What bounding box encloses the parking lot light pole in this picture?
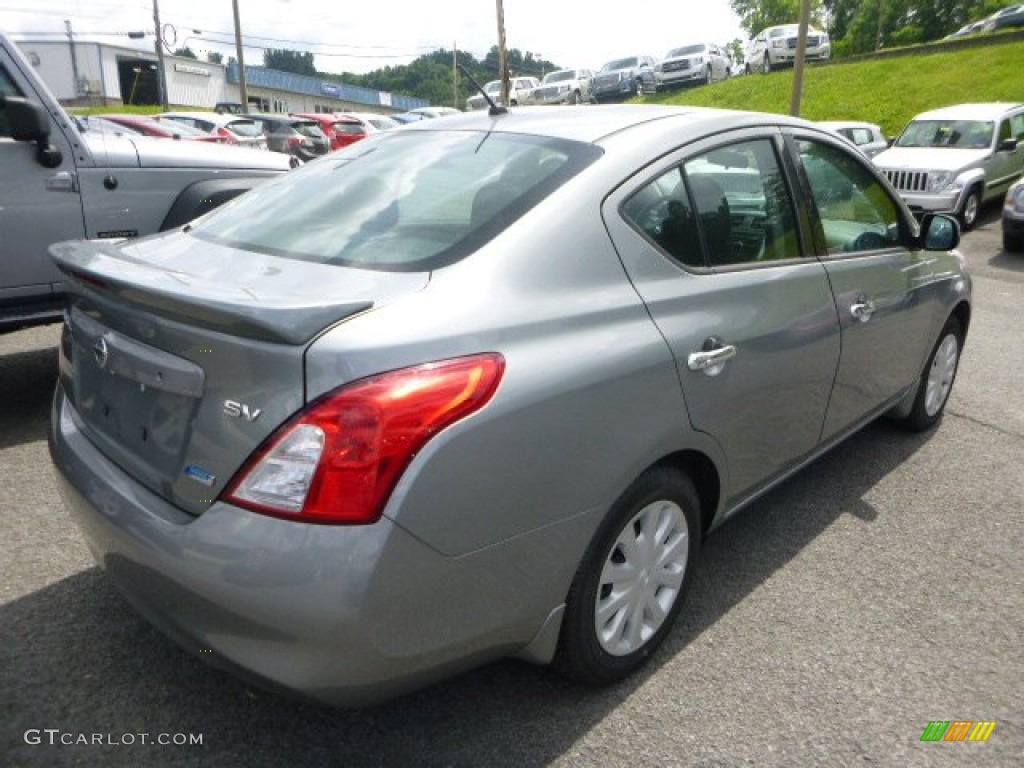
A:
[789,0,812,116]
[496,0,509,105]
[232,0,249,110]
[151,0,168,108]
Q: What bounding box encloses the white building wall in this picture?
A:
[165,56,229,107]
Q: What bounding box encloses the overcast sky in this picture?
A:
[2,0,747,75]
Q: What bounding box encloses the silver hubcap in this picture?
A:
[963,194,978,226]
[594,499,689,656]
[925,333,958,417]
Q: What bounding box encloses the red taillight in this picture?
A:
[217,127,239,144]
[223,354,505,524]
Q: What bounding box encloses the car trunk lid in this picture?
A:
[52,234,428,516]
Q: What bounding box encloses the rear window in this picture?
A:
[294,121,326,138]
[334,122,365,135]
[225,119,262,137]
[191,130,601,271]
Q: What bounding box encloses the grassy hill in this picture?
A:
[645,40,1024,137]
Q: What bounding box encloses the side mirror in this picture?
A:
[5,96,63,168]
[998,137,1018,152]
[921,213,960,250]
[6,95,50,142]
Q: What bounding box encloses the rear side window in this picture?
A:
[226,119,261,137]
[622,138,801,269]
[192,131,601,271]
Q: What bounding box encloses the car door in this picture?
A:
[604,128,840,502]
[0,54,84,312]
[989,111,1024,198]
[788,130,941,440]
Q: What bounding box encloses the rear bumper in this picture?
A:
[48,385,545,706]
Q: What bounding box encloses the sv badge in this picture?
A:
[223,400,262,422]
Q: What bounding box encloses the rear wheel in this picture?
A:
[895,316,963,432]
[556,467,701,684]
[959,187,981,230]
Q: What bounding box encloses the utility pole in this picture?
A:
[495,0,509,105]
[64,19,82,99]
[152,0,168,108]
[453,41,458,109]
[789,0,812,117]
[232,0,249,109]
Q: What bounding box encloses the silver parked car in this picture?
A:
[591,56,658,101]
[873,102,1024,229]
[1003,175,1024,251]
[817,120,889,158]
[50,105,970,707]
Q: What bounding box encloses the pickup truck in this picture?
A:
[0,32,291,332]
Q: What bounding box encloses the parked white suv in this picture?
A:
[655,43,731,89]
[465,77,540,110]
[530,69,594,105]
[746,24,830,74]
[873,102,1024,230]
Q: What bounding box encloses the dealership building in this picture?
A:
[13,37,428,115]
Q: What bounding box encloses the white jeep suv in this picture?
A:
[873,102,1024,230]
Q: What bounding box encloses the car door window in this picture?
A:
[622,138,801,269]
[797,139,902,255]
[0,63,23,137]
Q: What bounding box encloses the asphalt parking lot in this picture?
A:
[2,207,1022,767]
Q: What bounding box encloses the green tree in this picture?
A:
[173,46,197,59]
[729,0,826,37]
[725,38,746,65]
[263,48,316,76]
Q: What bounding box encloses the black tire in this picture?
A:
[1005,231,1024,252]
[762,54,772,74]
[555,467,701,685]
[702,66,711,85]
[570,90,581,105]
[959,186,981,230]
[895,316,963,432]
[635,78,645,97]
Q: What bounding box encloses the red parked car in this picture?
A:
[98,114,229,143]
[291,112,367,151]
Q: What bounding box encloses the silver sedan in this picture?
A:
[49,105,970,706]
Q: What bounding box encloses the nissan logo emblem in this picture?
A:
[93,337,109,369]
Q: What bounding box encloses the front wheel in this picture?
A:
[635,78,645,97]
[762,54,772,74]
[555,467,701,684]
[895,316,963,432]
[570,89,581,105]
[959,187,981,230]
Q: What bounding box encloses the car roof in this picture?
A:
[160,111,244,126]
[911,102,1024,121]
[818,120,881,131]
[399,103,816,145]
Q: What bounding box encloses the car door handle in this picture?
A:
[850,297,876,322]
[687,342,737,375]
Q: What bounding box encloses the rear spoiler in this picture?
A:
[50,240,372,345]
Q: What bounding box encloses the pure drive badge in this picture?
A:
[184,464,216,486]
